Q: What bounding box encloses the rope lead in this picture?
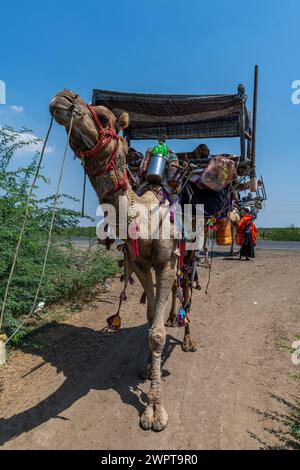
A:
[1,110,75,347]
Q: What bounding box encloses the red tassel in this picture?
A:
[106,313,121,330]
[132,239,140,257]
[178,239,186,271]
[140,292,146,304]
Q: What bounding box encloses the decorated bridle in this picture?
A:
[75,104,128,196]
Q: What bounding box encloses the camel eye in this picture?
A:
[99,115,109,127]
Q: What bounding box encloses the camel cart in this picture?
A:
[92,66,263,197]
[91,64,267,267]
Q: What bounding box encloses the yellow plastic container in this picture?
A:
[216,218,232,246]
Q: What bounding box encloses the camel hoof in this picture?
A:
[192,282,201,290]
[139,365,151,381]
[152,404,168,432]
[165,317,177,328]
[182,335,198,352]
[140,405,154,430]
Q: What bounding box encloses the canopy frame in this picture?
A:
[92,66,259,170]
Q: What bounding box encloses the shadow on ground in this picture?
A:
[0,321,181,446]
[248,393,300,450]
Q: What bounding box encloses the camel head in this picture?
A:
[49,89,130,159]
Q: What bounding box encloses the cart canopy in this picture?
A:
[92,88,251,141]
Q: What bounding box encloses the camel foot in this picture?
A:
[165,316,177,328]
[152,404,169,432]
[182,334,197,352]
[140,404,154,430]
[139,364,151,381]
[198,259,209,268]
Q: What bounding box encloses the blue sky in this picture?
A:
[0,0,299,227]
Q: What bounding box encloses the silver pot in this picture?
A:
[146,154,166,185]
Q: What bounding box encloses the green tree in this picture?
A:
[0,126,119,342]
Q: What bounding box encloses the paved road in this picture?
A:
[69,237,300,252]
[256,240,300,250]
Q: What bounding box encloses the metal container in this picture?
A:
[216,218,232,246]
[146,154,166,185]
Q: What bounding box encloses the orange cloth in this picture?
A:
[235,215,258,247]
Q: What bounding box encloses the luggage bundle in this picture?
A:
[201,155,237,191]
[190,155,237,192]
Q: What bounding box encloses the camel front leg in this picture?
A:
[230,225,235,255]
[140,261,175,432]
[130,262,155,381]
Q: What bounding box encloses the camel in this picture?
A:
[49,90,197,432]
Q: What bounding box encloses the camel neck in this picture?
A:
[101,186,139,241]
[84,145,140,230]
[84,142,133,203]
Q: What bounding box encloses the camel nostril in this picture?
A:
[49,97,57,115]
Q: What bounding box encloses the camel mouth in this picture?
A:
[50,94,72,113]
[49,90,103,153]
[49,91,78,125]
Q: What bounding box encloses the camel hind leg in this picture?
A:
[181,276,197,352]
[202,229,209,267]
[166,256,198,352]
[230,225,235,255]
[165,280,177,327]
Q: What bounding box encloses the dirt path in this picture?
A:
[0,250,299,450]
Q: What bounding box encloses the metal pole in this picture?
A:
[237,84,246,162]
[251,65,259,171]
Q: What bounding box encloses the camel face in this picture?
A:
[49,89,129,158]
[49,89,106,154]
[49,89,78,126]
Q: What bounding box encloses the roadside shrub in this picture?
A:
[0,126,119,341]
[258,226,300,241]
